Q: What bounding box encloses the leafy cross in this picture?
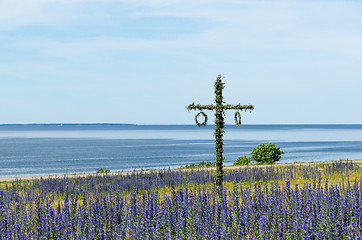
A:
[187,74,254,187]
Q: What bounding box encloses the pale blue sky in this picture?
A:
[1,0,362,124]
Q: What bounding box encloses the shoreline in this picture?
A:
[1,159,361,182]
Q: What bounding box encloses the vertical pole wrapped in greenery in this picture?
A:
[187,74,254,187]
[214,75,225,186]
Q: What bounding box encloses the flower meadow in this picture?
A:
[1,161,362,239]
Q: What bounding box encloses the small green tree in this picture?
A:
[233,155,250,166]
[251,143,284,164]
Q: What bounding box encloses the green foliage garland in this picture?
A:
[235,111,241,126]
[195,112,208,126]
[214,75,225,187]
[187,103,215,111]
[223,104,254,110]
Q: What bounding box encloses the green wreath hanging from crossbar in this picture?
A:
[235,111,241,126]
[195,112,208,126]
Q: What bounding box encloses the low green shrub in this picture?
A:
[96,168,110,173]
[233,155,250,166]
[183,160,216,169]
[251,143,284,164]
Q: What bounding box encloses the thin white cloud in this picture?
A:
[0,0,361,65]
[0,0,290,31]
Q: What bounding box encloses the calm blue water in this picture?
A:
[1,124,362,177]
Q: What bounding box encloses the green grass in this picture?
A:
[1,160,361,213]
[3,160,362,196]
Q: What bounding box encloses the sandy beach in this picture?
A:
[1,159,361,182]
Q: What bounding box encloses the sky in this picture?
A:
[0,0,362,125]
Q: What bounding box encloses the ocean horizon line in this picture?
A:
[1,123,362,126]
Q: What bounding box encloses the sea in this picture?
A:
[0,124,362,177]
